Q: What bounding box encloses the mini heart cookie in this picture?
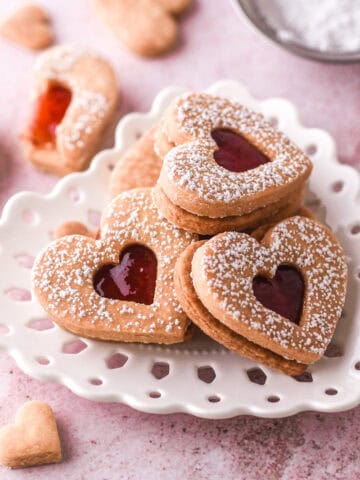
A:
[154,92,312,234]
[32,188,197,344]
[0,401,62,468]
[176,216,347,367]
[91,0,192,57]
[0,4,53,50]
[22,45,119,176]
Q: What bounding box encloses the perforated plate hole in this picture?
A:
[350,224,360,235]
[246,367,267,385]
[22,209,39,225]
[87,209,101,228]
[14,253,35,269]
[107,162,115,171]
[106,353,128,369]
[89,378,103,386]
[0,324,10,335]
[331,181,344,193]
[27,317,55,331]
[149,391,161,399]
[305,144,317,156]
[5,288,31,302]
[324,341,343,358]
[68,186,82,202]
[151,362,169,380]
[267,116,279,128]
[62,339,88,354]
[208,395,221,403]
[293,371,313,383]
[36,356,50,365]
[325,388,338,396]
[267,395,280,403]
[354,362,360,371]
[197,366,216,384]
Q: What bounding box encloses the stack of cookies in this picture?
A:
[32,92,348,376]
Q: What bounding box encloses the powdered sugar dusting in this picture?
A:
[193,217,347,361]
[32,189,197,342]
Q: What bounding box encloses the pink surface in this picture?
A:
[1,1,360,478]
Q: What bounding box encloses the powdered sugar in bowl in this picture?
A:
[232,0,360,63]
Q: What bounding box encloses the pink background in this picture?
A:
[1,0,360,478]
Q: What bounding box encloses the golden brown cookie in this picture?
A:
[32,188,197,344]
[0,401,62,468]
[154,92,312,229]
[109,125,162,198]
[153,184,305,234]
[0,4,53,50]
[91,0,192,57]
[21,45,119,176]
[174,241,306,375]
[186,217,347,365]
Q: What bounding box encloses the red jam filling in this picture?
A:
[93,244,157,305]
[211,128,270,172]
[29,85,72,146]
[252,266,304,325]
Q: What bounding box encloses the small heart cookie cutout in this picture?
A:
[91,0,192,56]
[0,401,62,468]
[190,217,347,364]
[32,188,197,344]
[0,4,53,50]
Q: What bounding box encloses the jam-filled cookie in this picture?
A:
[109,125,162,198]
[32,188,197,344]
[154,92,312,234]
[22,46,119,176]
[174,216,347,374]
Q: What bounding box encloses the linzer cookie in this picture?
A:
[32,188,197,344]
[109,125,162,198]
[21,45,119,176]
[154,92,312,234]
[91,0,192,57]
[175,216,347,373]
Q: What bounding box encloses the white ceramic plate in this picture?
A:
[1,81,360,419]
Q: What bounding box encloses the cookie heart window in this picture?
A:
[32,188,197,344]
[29,84,72,146]
[22,45,119,176]
[252,265,304,325]
[94,244,157,305]
[211,128,270,173]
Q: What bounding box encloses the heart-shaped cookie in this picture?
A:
[0,4,53,50]
[183,216,347,365]
[32,188,197,344]
[0,401,62,468]
[22,45,119,176]
[91,0,192,57]
[156,92,312,219]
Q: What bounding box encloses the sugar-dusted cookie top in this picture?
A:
[22,45,119,176]
[32,188,197,344]
[191,216,347,364]
[157,93,312,218]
